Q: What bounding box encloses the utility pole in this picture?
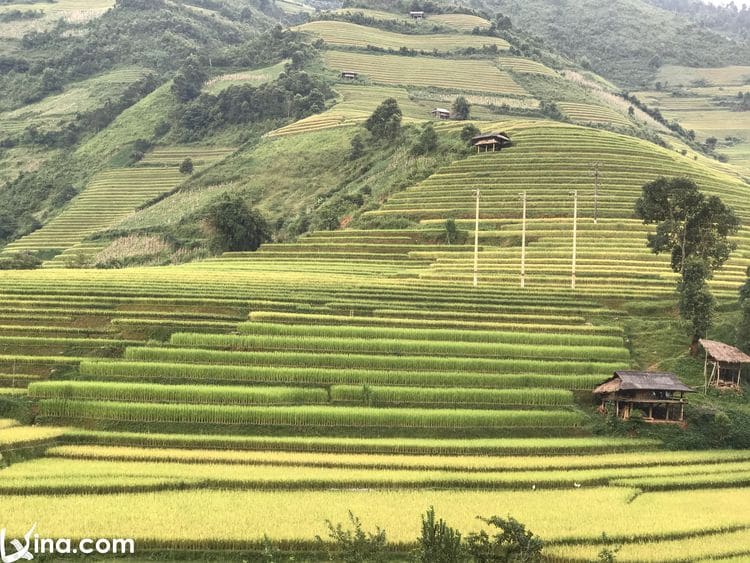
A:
[520,191,527,289]
[571,190,578,290]
[473,189,480,288]
[591,161,601,224]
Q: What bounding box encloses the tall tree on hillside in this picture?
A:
[172,55,208,103]
[635,177,741,348]
[365,98,402,141]
[204,194,271,253]
[452,96,470,120]
[635,177,740,274]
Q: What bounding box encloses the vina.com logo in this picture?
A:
[0,524,135,561]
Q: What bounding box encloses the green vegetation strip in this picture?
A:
[28,382,327,406]
[80,360,601,390]
[168,333,630,362]
[238,322,624,347]
[39,400,582,429]
[124,348,627,375]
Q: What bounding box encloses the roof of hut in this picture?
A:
[593,371,695,394]
[699,339,750,364]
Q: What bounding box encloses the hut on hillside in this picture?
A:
[431,107,451,120]
[470,132,513,153]
[593,371,694,423]
[409,10,425,19]
[340,71,359,80]
[699,339,750,390]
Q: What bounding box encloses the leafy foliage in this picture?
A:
[452,96,471,120]
[317,511,388,563]
[411,123,439,156]
[204,194,271,253]
[465,515,544,563]
[677,256,715,344]
[635,177,740,274]
[364,98,402,141]
[172,56,209,103]
[417,507,463,563]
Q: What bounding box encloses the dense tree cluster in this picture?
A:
[175,69,330,140]
[204,194,271,252]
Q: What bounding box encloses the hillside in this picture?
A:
[472,0,750,87]
[1,1,750,561]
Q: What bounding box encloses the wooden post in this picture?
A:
[571,190,578,290]
[704,350,709,394]
[473,189,480,288]
[520,191,527,289]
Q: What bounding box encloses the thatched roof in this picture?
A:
[699,339,750,364]
[593,371,694,394]
[471,132,511,145]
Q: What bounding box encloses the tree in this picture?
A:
[739,267,750,353]
[635,177,739,349]
[204,194,271,253]
[445,218,458,245]
[172,55,208,103]
[634,177,740,274]
[411,123,438,156]
[465,515,544,563]
[364,98,402,141]
[452,96,471,120]
[179,158,194,174]
[460,124,481,142]
[678,256,715,347]
[349,134,365,160]
[416,507,463,563]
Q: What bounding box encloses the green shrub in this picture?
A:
[317,512,388,563]
[417,507,463,563]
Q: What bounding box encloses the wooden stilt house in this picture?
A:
[593,371,694,423]
[470,132,513,153]
[699,339,750,390]
[431,107,451,120]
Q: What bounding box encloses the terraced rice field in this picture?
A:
[1,44,750,555]
[0,0,113,38]
[1,146,233,258]
[203,61,288,94]
[323,51,527,96]
[268,84,428,137]
[297,20,509,52]
[0,68,148,134]
[498,56,557,76]
[557,102,634,127]
[430,13,491,31]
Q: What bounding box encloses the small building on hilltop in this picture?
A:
[699,339,750,390]
[340,71,359,80]
[431,107,451,120]
[594,371,694,423]
[409,10,425,19]
[470,132,513,153]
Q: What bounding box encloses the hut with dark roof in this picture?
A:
[470,132,512,153]
[593,371,694,423]
[699,339,750,390]
[431,107,451,120]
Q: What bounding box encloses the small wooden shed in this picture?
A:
[699,339,750,390]
[594,371,694,423]
[470,132,513,153]
[340,71,358,80]
[431,107,451,120]
[409,10,425,19]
